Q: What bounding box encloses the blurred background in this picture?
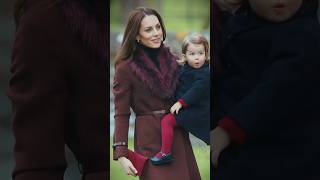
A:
[110,0,210,179]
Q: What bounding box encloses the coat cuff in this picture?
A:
[218,116,247,144]
[113,146,128,160]
[178,99,188,108]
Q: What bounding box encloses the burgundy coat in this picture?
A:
[113,45,201,180]
[7,0,108,179]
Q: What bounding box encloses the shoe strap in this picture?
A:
[160,151,167,157]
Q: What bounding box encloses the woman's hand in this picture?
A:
[210,126,231,168]
[118,157,138,176]
[170,102,182,114]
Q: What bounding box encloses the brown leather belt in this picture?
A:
[136,110,168,116]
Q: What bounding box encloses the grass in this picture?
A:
[110,137,210,180]
[110,0,210,32]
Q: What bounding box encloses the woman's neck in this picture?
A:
[137,43,161,54]
[137,43,161,68]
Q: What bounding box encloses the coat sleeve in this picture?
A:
[7,7,68,178]
[226,31,320,139]
[112,62,132,160]
[180,68,210,107]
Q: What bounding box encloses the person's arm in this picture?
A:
[212,29,320,167]
[112,62,138,176]
[211,127,230,167]
[7,5,68,179]
[226,34,320,138]
[112,62,131,159]
[211,116,247,168]
[180,67,210,107]
[217,28,320,145]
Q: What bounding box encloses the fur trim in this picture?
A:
[129,45,180,99]
[62,0,108,62]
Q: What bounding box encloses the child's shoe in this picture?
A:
[150,151,173,165]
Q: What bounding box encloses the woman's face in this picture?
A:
[248,0,303,22]
[136,15,163,48]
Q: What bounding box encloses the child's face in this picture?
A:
[248,0,303,22]
[184,43,206,69]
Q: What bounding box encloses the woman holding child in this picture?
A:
[112,7,202,180]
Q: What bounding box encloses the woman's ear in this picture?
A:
[136,35,140,43]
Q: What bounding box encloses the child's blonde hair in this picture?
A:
[181,33,209,60]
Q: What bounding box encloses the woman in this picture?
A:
[8,0,108,179]
[112,7,201,180]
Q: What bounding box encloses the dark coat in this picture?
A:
[7,0,108,179]
[174,63,210,144]
[215,2,320,180]
[113,45,201,180]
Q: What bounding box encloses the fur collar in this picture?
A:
[129,44,180,99]
[62,0,108,62]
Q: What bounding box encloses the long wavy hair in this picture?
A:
[114,7,167,63]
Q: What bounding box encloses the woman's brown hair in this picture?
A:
[114,7,166,63]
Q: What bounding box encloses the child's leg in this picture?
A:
[150,114,177,164]
[159,113,178,155]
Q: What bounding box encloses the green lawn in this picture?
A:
[110,137,210,180]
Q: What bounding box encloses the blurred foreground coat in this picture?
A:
[214,1,320,180]
[8,0,108,179]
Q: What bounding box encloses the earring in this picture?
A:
[137,39,140,43]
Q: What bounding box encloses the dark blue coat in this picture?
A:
[174,63,210,144]
[214,1,320,180]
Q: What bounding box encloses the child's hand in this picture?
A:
[118,157,138,177]
[170,102,182,114]
[210,127,231,168]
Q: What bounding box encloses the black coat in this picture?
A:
[174,63,210,144]
[215,2,320,180]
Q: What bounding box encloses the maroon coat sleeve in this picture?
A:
[7,4,68,179]
[112,62,131,160]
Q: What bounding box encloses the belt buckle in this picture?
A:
[153,110,166,115]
